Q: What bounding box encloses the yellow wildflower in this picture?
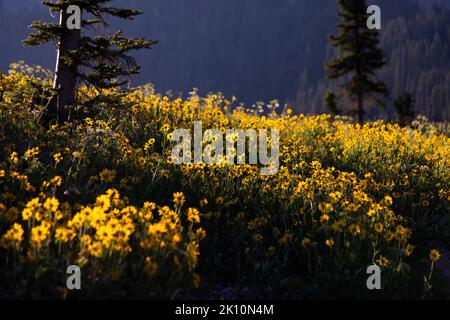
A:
[1,223,24,249]
[43,197,59,213]
[99,169,116,183]
[318,202,333,214]
[31,222,51,247]
[376,256,390,268]
[173,192,185,206]
[325,239,334,247]
[374,223,384,233]
[405,244,415,257]
[10,151,19,163]
[55,227,76,243]
[187,208,201,224]
[24,147,40,159]
[429,249,441,262]
[349,224,361,237]
[320,214,330,223]
[53,153,63,164]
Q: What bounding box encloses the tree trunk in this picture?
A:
[47,8,81,124]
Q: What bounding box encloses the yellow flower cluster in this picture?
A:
[1,223,24,250]
[1,187,204,294]
[1,66,449,298]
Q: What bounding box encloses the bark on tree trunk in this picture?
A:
[47,8,81,124]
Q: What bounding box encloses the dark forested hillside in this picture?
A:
[382,7,450,121]
[295,3,450,121]
[1,0,449,120]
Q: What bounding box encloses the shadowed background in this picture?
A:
[1,0,449,120]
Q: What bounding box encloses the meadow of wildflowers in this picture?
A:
[0,63,449,299]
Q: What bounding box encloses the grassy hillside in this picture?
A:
[0,64,449,298]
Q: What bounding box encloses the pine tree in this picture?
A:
[324,90,341,116]
[326,0,388,123]
[23,0,157,123]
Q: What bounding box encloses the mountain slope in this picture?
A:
[1,0,449,120]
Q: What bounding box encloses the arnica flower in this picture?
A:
[55,227,76,243]
[187,208,201,224]
[96,194,112,212]
[430,249,441,262]
[329,191,342,203]
[148,222,168,235]
[96,225,115,247]
[172,234,182,245]
[144,138,155,152]
[99,169,116,183]
[10,151,19,163]
[320,214,330,223]
[88,242,104,258]
[366,208,376,218]
[349,224,362,236]
[53,153,63,164]
[405,244,415,257]
[173,192,185,206]
[385,231,394,241]
[318,202,333,214]
[1,223,24,249]
[84,117,94,127]
[325,239,334,247]
[383,195,393,206]
[50,176,63,187]
[43,197,59,213]
[139,202,156,221]
[24,147,40,160]
[374,223,384,233]
[394,225,409,241]
[376,256,391,268]
[195,228,207,241]
[160,123,171,134]
[22,198,41,221]
[143,201,156,212]
[31,222,51,247]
